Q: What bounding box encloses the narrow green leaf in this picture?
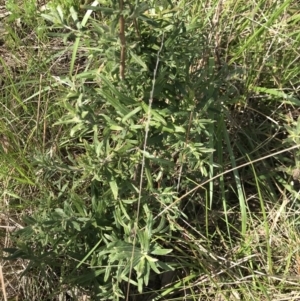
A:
[109,179,119,200]
[135,257,146,275]
[144,261,150,286]
[141,103,167,125]
[174,125,185,133]
[145,165,153,189]
[122,199,138,204]
[74,239,102,270]
[81,5,115,14]
[54,208,67,217]
[100,89,129,117]
[130,2,149,19]
[41,13,61,24]
[145,255,158,263]
[122,106,142,123]
[71,221,81,231]
[137,277,143,293]
[97,75,134,105]
[224,124,247,235]
[148,259,160,274]
[120,274,138,286]
[56,5,64,23]
[81,0,100,26]
[70,6,80,29]
[151,248,172,256]
[104,264,111,282]
[252,86,300,105]
[110,125,124,131]
[129,50,148,70]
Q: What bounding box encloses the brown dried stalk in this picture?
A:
[119,0,126,80]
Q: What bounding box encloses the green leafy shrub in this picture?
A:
[4,1,217,299]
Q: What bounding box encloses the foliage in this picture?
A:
[1,0,300,300]
[3,0,216,299]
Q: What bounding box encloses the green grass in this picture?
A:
[1,0,300,300]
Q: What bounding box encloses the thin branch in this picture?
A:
[125,33,165,301]
[155,144,300,220]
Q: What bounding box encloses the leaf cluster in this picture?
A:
[3,1,216,299]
